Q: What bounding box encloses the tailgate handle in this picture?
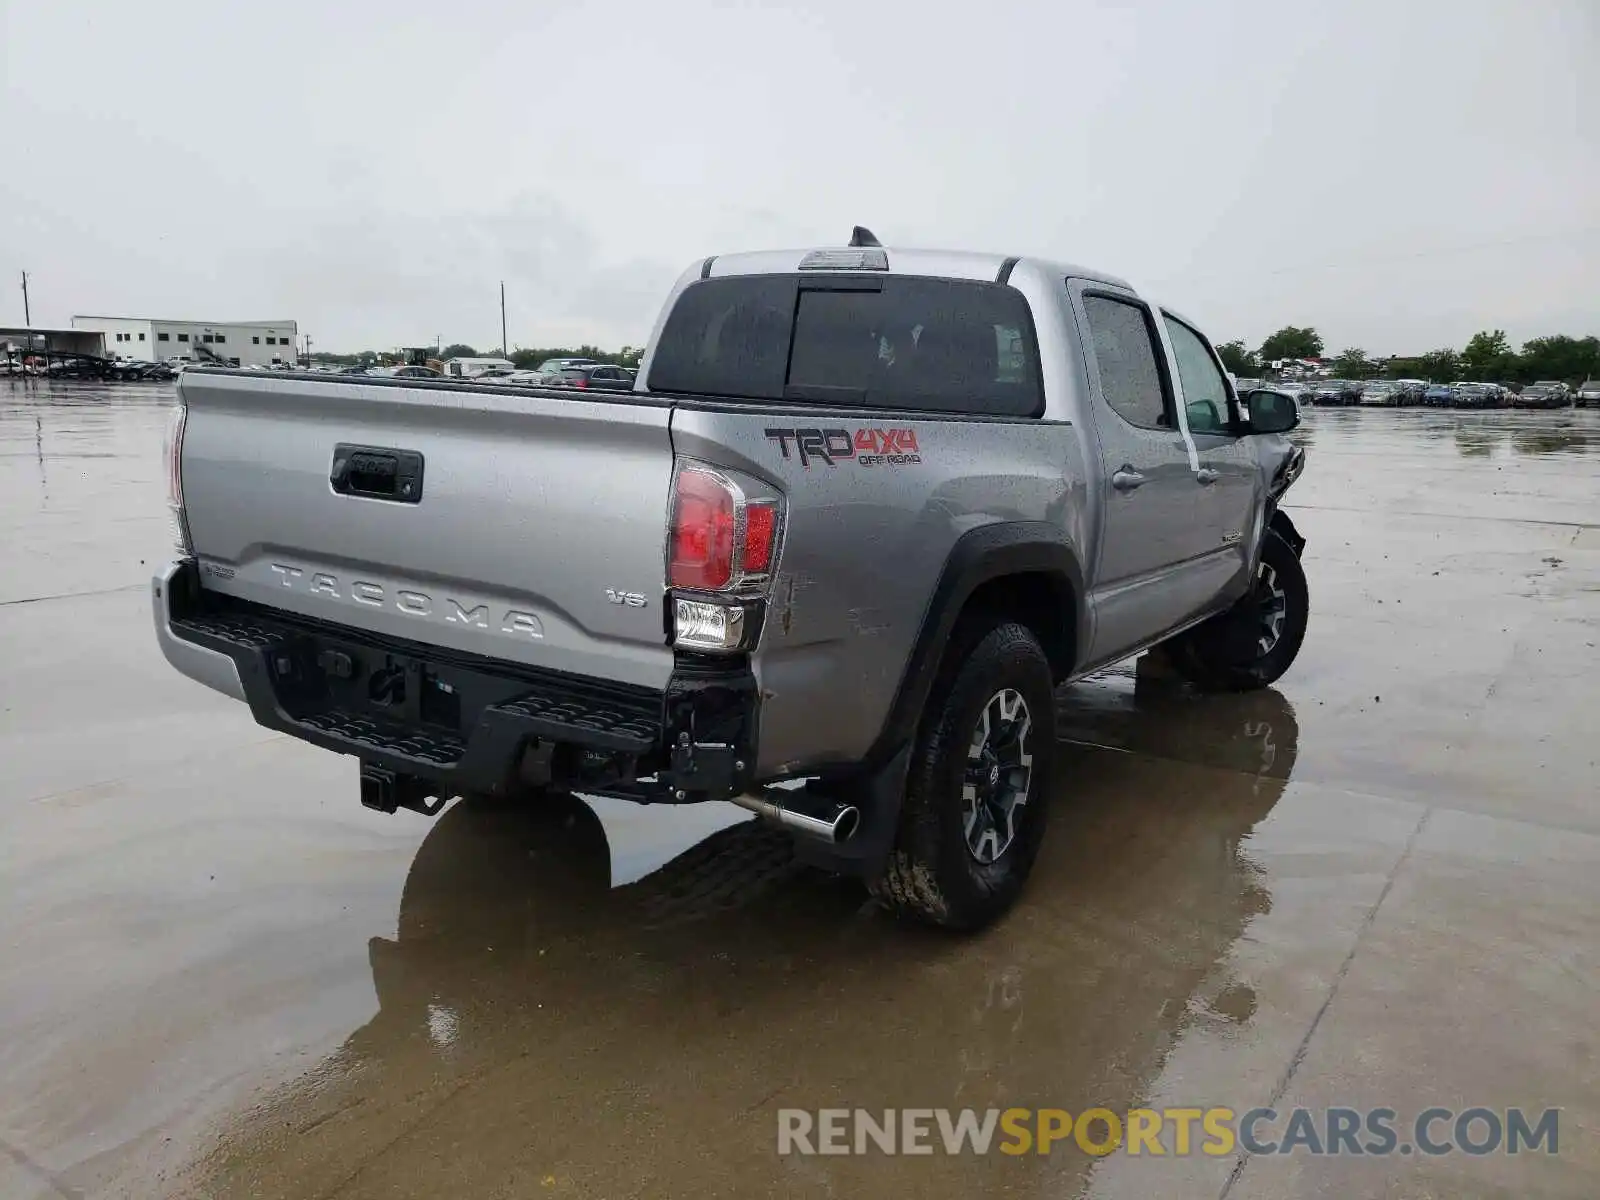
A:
[331,444,425,503]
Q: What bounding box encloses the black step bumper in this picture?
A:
[155,560,758,803]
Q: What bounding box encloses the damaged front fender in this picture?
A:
[1261,441,1306,557]
[1270,509,1306,558]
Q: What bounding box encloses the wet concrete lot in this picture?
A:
[2,382,1597,1199]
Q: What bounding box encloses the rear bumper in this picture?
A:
[153,561,247,701]
[153,559,759,803]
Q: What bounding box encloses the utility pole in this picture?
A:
[500,281,508,358]
[20,271,31,328]
[304,335,312,367]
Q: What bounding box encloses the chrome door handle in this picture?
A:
[1111,467,1148,492]
[1196,467,1220,485]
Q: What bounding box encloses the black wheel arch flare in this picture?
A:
[861,521,1086,773]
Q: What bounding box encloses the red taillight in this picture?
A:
[670,469,736,590]
[668,466,782,595]
[743,502,777,575]
[571,375,588,389]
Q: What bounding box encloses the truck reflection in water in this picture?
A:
[197,674,1301,1198]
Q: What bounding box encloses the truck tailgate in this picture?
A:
[178,372,675,689]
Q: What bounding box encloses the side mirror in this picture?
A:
[1246,389,1300,434]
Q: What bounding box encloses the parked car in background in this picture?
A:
[1422,384,1458,407]
[1390,379,1426,405]
[114,359,178,381]
[1359,380,1403,407]
[534,356,597,382]
[474,366,520,382]
[1576,379,1600,407]
[1312,379,1361,406]
[390,365,443,379]
[1515,383,1570,409]
[47,356,118,379]
[1272,379,1316,405]
[1454,384,1497,410]
[1233,377,1262,397]
[551,363,636,391]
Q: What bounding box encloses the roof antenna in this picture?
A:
[848,226,882,248]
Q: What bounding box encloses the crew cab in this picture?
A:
[154,229,1308,929]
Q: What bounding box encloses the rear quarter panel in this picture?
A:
[671,406,1091,776]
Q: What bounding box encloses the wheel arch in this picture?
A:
[862,521,1084,773]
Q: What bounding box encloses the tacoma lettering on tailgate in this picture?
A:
[267,564,544,638]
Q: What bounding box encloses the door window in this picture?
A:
[1081,295,1171,430]
[1163,315,1235,434]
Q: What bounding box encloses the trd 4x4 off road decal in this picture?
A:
[765,427,922,468]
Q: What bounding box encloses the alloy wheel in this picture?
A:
[1256,562,1288,656]
[962,689,1034,864]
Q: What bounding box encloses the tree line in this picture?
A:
[1216,327,1600,386]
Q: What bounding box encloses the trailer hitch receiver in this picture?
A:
[359,762,448,816]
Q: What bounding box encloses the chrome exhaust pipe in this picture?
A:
[730,788,860,844]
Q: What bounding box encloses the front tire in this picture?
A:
[1169,529,1309,692]
[870,621,1057,931]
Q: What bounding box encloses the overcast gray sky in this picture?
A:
[2,0,1595,355]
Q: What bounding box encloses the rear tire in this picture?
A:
[869,621,1057,931]
[1168,529,1309,692]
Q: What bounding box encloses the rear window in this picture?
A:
[647,274,1043,416]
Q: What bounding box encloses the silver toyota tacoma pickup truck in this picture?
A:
[154,229,1307,929]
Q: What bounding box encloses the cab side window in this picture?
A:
[1081,295,1172,430]
[1163,316,1234,434]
